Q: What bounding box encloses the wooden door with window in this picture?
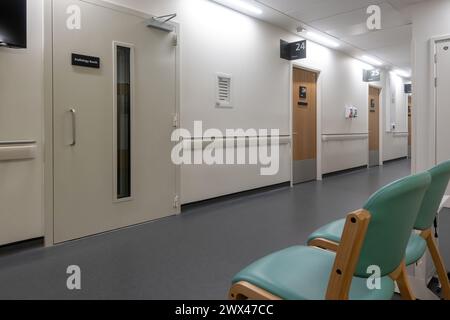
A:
[292,68,317,184]
[369,87,380,167]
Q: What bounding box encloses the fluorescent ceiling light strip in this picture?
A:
[359,61,375,70]
[361,55,383,66]
[393,69,411,78]
[307,31,340,48]
[214,0,263,15]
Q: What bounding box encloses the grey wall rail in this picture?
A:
[181,136,291,150]
[322,134,369,142]
[0,141,37,161]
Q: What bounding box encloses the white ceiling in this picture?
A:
[251,0,428,72]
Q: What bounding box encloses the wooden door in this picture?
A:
[292,68,317,184]
[368,87,380,167]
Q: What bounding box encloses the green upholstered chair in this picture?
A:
[308,161,450,300]
[229,172,431,300]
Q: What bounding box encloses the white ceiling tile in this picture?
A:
[310,2,410,38]
[367,42,411,67]
[253,0,428,69]
[387,0,428,10]
[258,0,379,22]
[341,24,412,51]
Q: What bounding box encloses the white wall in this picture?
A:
[0,0,44,245]
[410,0,450,174]
[105,0,380,201]
[408,0,450,282]
[0,0,412,246]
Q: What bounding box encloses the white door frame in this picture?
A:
[429,35,450,168]
[43,0,181,246]
[289,62,323,186]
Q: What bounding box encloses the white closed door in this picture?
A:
[52,0,179,243]
[436,40,450,195]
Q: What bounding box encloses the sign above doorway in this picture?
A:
[363,69,381,82]
[280,40,306,61]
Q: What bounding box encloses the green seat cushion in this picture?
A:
[405,233,427,266]
[307,220,427,266]
[307,219,346,244]
[232,246,395,300]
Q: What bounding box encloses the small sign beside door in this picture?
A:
[300,86,307,99]
[71,53,101,69]
[370,98,376,112]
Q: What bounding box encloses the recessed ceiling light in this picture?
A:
[306,31,340,48]
[359,61,375,70]
[211,0,263,15]
[361,55,383,66]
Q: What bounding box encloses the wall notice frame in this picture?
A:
[300,86,307,99]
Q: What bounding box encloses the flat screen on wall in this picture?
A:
[0,0,27,48]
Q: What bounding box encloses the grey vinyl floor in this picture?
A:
[0,160,415,299]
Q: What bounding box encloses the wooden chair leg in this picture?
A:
[422,229,450,300]
[391,261,416,300]
[229,281,282,300]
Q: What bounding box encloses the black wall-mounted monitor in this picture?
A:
[0,0,27,49]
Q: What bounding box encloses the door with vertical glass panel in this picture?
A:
[292,68,317,184]
[52,0,178,243]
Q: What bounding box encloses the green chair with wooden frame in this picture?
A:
[308,161,450,300]
[229,172,431,300]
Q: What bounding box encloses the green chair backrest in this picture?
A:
[414,161,450,230]
[354,172,431,277]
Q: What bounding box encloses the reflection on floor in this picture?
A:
[0,160,413,299]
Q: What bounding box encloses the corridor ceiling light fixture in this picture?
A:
[211,0,263,15]
[359,61,375,70]
[361,55,383,66]
[393,69,411,78]
[306,31,340,48]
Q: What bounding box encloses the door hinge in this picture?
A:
[435,54,437,63]
[435,77,438,87]
[172,113,179,128]
[173,195,180,209]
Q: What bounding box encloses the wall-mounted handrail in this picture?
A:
[392,132,409,137]
[181,135,291,151]
[0,143,37,161]
[322,134,368,142]
[0,140,36,146]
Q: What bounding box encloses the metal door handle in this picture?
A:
[70,109,76,146]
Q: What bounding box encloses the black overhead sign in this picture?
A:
[363,69,381,82]
[280,40,306,61]
[404,83,412,94]
[72,53,101,69]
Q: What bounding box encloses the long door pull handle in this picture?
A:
[70,109,76,146]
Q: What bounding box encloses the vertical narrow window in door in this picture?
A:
[116,46,131,199]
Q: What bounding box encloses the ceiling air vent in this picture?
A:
[216,73,233,108]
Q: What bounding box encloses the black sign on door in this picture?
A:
[280,40,306,61]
